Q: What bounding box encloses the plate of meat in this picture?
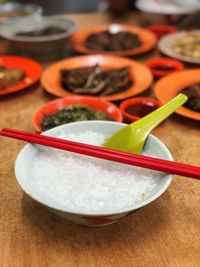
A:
[41,55,153,101]
[69,24,157,57]
[154,69,200,120]
[0,56,41,96]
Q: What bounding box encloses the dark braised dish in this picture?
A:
[41,104,112,131]
[60,65,132,96]
[182,83,200,112]
[15,26,66,37]
[0,65,25,90]
[84,30,141,51]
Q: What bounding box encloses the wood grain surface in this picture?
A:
[0,12,200,267]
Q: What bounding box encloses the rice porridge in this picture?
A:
[30,130,162,213]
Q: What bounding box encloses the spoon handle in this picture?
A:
[130,94,188,132]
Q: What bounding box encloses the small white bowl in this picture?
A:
[15,121,173,226]
[136,0,198,24]
[0,2,42,25]
[0,16,77,60]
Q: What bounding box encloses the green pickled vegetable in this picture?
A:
[41,104,112,131]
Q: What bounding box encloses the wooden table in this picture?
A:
[0,12,200,267]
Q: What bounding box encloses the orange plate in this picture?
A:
[69,24,157,57]
[0,56,42,96]
[41,55,153,102]
[154,69,200,121]
[33,96,123,132]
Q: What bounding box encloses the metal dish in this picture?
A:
[0,16,78,60]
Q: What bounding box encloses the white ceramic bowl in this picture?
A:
[136,0,199,25]
[0,16,77,59]
[0,2,42,25]
[15,121,173,226]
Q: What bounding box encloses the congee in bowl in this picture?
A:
[15,121,173,226]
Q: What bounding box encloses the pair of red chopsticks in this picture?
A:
[0,128,199,180]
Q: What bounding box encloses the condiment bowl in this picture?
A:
[33,96,122,132]
[147,24,176,39]
[145,57,184,79]
[120,97,161,122]
[15,121,173,226]
[0,16,77,60]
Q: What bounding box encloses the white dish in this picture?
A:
[158,30,200,64]
[136,0,199,15]
[15,121,173,226]
[0,1,42,25]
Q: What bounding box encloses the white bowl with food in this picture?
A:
[136,0,199,24]
[0,1,42,25]
[15,121,173,226]
[0,16,77,59]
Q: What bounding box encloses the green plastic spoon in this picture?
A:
[103,93,188,154]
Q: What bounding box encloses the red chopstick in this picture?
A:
[1,128,173,163]
[0,128,199,180]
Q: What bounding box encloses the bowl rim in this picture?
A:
[14,121,173,216]
[0,16,78,42]
[32,96,123,132]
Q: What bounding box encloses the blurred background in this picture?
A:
[1,0,137,14]
[1,0,200,28]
